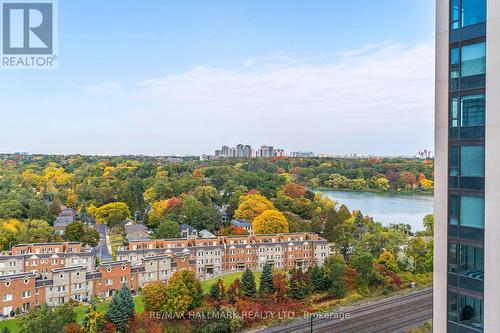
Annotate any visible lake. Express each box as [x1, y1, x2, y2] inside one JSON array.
[[318, 190, 434, 231]]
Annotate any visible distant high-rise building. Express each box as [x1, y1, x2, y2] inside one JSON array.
[[435, 0, 492, 332], [244, 145, 252, 158], [274, 149, 286, 157], [258, 145, 274, 158], [290, 151, 315, 158]]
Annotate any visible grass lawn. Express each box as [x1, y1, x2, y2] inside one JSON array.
[[200, 271, 262, 293], [0, 296, 144, 333], [0, 317, 20, 333]]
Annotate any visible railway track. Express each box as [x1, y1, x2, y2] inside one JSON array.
[[261, 288, 432, 333]]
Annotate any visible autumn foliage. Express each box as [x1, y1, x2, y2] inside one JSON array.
[[234, 194, 275, 222], [252, 210, 289, 234], [283, 183, 306, 199]]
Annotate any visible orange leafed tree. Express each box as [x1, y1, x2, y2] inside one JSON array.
[[218, 225, 248, 236], [283, 183, 306, 199]]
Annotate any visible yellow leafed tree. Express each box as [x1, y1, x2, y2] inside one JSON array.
[[234, 194, 274, 222], [252, 210, 289, 234]]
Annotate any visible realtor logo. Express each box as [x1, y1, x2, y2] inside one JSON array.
[[1, 0, 58, 68]]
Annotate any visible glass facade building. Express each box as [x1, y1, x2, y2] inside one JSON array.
[[447, 1, 486, 332], [434, 0, 500, 331]]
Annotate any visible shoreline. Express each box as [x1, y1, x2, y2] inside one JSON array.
[[311, 187, 434, 197]]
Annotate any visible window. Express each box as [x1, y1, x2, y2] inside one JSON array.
[[448, 291, 458, 322], [450, 0, 460, 30], [450, 0, 486, 29], [448, 243, 458, 273], [22, 291, 31, 298], [460, 244, 483, 279], [449, 146, 459, 176], [450, 194, 460, 225], [461, 43, 486, 77], [106, 279, 112, 286], [459, 294, 483, 329], [461, 94, 485, 127], [460, 196, 484, 228], [3, 294, 12, 302], [462, 0, 486, 27], [450, 48, 460, 78], [461, 145, 484, 177]]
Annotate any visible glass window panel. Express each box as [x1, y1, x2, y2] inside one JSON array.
[[460, 245, 483, 280], [460, 145, 485, 177], [461, 43, 486, 77], [448, 243, 458, 273], [460, 196, 484, 229], [451, 0, 460, 30], [449, 195, 459, 217], [462, 0, 486, 28], [450, 146, 459, 176], [450, 97, 459, 128], [459, 294, 483, 330], [461, 94, 485, 127], [448, 291, 458, 322], [450, 48, 460, 78]]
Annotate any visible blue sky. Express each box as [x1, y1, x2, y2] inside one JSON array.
[[0, 0, 435, 156]]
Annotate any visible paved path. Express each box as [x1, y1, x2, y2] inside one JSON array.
[[260, 288, 432, 333], [93, 223, 112, 261]]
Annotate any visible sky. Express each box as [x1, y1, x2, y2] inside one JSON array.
[[0, 0, 436, 156]]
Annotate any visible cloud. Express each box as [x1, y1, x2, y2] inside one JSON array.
[[132, 41, 434, 155], [52, 41, 434, 156]]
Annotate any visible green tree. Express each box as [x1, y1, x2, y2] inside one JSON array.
[[180, 270, 203, 309], [209, 281, 221, 300], [405, 237, 430, 273], [423, 214, 434, 236], [259, 263, 274, 295], [106, 290, 129, 332], [54, 303, 76, 327], [310, 265, 325, 293], [64, 222, 85, 242], [118, 284, 135, 318], [154, 218, 180, 239], [354, 212, 366, 240], [323, 256, 347, 298], [289, 268, 310, 299], [81, 227, 100, 247], [64, 222, 100, 247], [241, 268, 257, 297], [349, 252, 376, 293], [95, 202, 131, 228], [19, 304, 63, 333]]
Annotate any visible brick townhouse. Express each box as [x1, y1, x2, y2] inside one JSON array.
[[117, 232, 330, 278], [0, 233, 329, 317]]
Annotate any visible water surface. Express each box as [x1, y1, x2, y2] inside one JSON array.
[[318, 190, 434, 231]]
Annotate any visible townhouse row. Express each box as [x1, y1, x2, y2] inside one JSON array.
[[117, 232, 330, 278], [0, 233, 329, 318]]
